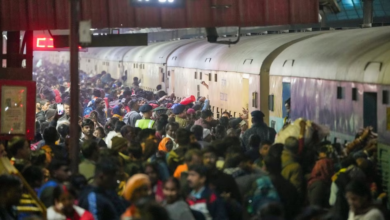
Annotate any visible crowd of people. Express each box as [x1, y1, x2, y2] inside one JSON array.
[[0, 62, 388, 220]]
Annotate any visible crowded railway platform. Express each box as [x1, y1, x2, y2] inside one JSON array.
[[1, 0, 390, 220]]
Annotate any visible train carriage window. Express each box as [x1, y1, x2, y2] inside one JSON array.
[[209, 74, 212, 82], [214, 74, 217, 82], [134, 64, 136, 68], [200, 72, 202, 80], [268, 95, 274, 111], [337, 87, 345, 99], [352, 88, 358, 101], [252, 92, 258, 108], [383, 90, 389, 104], [195, 72, 197, 79]]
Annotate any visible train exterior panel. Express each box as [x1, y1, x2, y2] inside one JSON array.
[[270, 27, 390, 144]]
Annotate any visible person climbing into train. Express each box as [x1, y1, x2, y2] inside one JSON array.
[[135, 104, 156, 129], [242, 110, 276, 149]]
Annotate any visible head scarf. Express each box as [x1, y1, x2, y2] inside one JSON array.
[[123, 174, 150, 201]]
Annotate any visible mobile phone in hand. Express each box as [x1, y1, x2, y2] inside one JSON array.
[[57, 104, 64, 115]]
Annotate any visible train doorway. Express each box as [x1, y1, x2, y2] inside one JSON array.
[[282, 82, 291, 119], [363, 92, 377, 132]]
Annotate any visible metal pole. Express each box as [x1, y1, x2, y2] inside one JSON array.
[[69, 0, 80, 174], [363, 0, 374, 28]]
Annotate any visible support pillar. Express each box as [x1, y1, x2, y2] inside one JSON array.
[[363, 0, 374, 28], [69, 0, 80, 174]]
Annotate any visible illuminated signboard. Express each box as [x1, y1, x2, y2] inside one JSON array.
[[130, 0, 184, 7], [33, 37, 85, 52]]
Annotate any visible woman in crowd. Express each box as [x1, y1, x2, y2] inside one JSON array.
[[162, 177, 195, 220], [346, 180, 385, 220], [47, 185, 94, 220], [144, 163, 165, 203]]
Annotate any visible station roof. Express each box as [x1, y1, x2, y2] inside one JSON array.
[[0, 0, 319, 31]]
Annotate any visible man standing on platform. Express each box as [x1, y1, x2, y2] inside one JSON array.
[[135, 104, 155, 129], [242, 110, 276, 148]]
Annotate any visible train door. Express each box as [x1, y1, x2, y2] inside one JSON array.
[[363, 92, 377, 132], [282, 82, 291, 118]]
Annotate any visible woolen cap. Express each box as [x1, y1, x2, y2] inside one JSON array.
[[172, 104, 186, 115], [251, 110, 265, 118], [139, 104, 152, 113]]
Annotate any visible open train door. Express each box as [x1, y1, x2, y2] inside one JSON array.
[[363, 92, 377, 132]]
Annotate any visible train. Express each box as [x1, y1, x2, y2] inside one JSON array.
[[33, 26, 390, 145]]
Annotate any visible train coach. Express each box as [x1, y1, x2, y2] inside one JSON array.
[[33, 26, 390, 145]]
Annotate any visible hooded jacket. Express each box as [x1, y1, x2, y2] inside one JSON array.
[[280, 150, 303, 194]]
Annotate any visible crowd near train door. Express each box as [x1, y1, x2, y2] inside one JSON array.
[[363, 92, 377, 132]]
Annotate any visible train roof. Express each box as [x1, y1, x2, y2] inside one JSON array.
[[270, 26, 390, 84], [167, 32, 318, 74], [122, 39, 198, 64]]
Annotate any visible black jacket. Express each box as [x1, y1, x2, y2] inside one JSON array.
[[242, 123, 276, 149]]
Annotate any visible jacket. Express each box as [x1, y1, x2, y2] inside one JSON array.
[[187, 187, 228, 220], [47, 205, 94, 220], [242, 123, 276, 149], [280, 150, 304, 194], [194, 118, 212, 129], [78, 186, 126, 220], [36, 111, 46, 123], [135, 119, 155, 129], [38, 180, 60, 207], [175, 116, 188, 128], [123, 111, 142, 127], [79, 159, 96, 183]]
